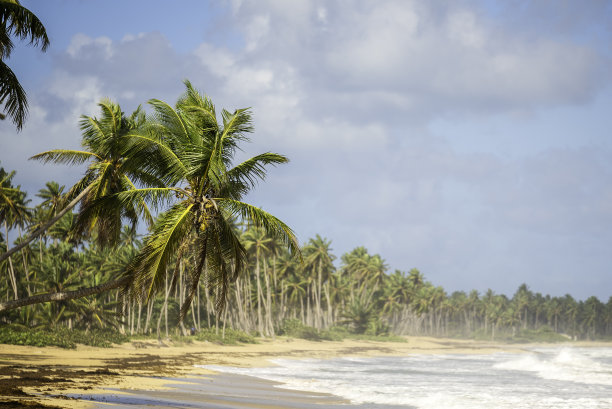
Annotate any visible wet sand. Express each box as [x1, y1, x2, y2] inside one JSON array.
[[76, 374, 353, 409], [2, 336, 592, 408]]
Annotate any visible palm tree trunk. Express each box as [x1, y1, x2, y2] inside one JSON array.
[[129, 300, 134, 335], [263, 262, 274, 338], [4, 222, 18, 300], [280, 281, 285, 322], [254, 249, 264, 336], [317, 259, 322, 329], [324, 281, 332, 328], [196, 284, 201, 331], [222, 301, 228, 340], [204, 286, 212, 328], [246, 276, 253, 328], [0, 276, 130, 312], [144, 299, 153, 334], [164, 273, 169, 338], [306, 286, 312, 326], [17, 226, 32, 296], [0, 184, 93, 263], [190, 295, 197, 332], [215, 287, 220, 336], [235, 277, 247, 332], [156, 275, 171, 340], [136, 301, 142, 334], [6, 255, 18, 300]]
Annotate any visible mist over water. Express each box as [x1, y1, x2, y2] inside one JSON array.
[[203, 347, 612, 409]]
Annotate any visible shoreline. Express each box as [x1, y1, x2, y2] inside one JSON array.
[[1, 336, 609, 408]]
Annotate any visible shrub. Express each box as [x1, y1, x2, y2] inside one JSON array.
[[512, 326, 570, 343], [194, 328, 256, 345], [278, 319, 326, 341], [0, 325, 130, 349]]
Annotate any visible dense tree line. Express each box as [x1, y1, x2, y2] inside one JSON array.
[[1, 85, 611, 342], [1, 176, 611, 341]]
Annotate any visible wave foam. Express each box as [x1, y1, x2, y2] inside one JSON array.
[[494, 348, 612, 386]]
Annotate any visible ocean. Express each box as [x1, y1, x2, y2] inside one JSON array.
[[202, 347, 612, 409]]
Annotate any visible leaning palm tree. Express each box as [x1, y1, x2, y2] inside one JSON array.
[[33, 99, 153, 247], [122, 80, 300, 320], [1, 100, 152, 263], [0, 0, 49, 130]]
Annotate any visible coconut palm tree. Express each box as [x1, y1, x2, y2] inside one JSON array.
[[242, 226, 274, 335], [0, 102, 154, 312], [0, 0, 49, 130], [121, 80, 300, 321], [32, 100, 152, 247], [1, 100, 152, 265], [0, 164, 29, 299], [303, 235, 335, 328], [37, 181, 65, 219]]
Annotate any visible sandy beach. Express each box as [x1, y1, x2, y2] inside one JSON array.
[[2, 336, 604, 408]]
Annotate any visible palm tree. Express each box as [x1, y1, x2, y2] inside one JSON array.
[[0, 0, 49, 130], [1, 100, 151, 264], [0, 101, 154, 312], [242, 226, 273, 335], [122, 80, 300, 321], [37, 181, 65, 218], [32, 99, 152, 247], [0, 164, 29, 299], [513, 283, 531, 330], [303, 235, 335, 328]]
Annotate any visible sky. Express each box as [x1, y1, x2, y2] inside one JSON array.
[[2, 0, 612, 300]]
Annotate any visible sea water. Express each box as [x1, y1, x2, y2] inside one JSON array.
[[202, 347, 612, 409]]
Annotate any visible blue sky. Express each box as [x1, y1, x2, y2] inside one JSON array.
[[3, 0, 612, 300]]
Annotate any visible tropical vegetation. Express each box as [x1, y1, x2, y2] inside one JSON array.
[[1, 84, 612, 347]]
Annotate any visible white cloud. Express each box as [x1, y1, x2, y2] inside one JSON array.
[[446, 10, 485, 48], [66, 33, 113, 59]]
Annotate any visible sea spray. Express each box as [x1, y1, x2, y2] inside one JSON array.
[[201, 347, 612, 409]]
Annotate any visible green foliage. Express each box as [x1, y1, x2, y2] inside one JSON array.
[[343, 333, 408, 343], [512, 326, 571, 343], [0, 326, 130, 349], [365, 317, 390, 336], [194, 328, 256, 345], [278, 319, 329, 341], [0, 325, 74, 348], [277, 320, 403, 342]]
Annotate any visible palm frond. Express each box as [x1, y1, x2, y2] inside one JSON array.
[[97, 99, 121, 137], [221, 107, 253, 141], [73, 194, 124, 248], [128, 202, 195, 300], [227, 152, 289, 190], [116, 187, 181, 211], [0, 0, 49, 58], [120, 174, 154, 226], [123, 130, 188, 185], [148, 98, 191, 143], [78, 115, 105, 146], [178, 79, 218, 139], [217, 198, 301, 259], [0, 59, 27, 130], [30, 149, 101, 165]]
